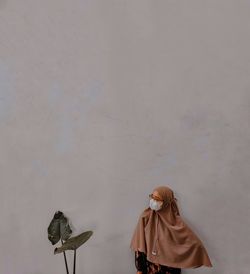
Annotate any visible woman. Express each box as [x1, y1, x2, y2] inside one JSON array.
[[130, 186, 213, 274]]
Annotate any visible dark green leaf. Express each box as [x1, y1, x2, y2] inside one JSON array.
[[54, 231, 93, 254], [47, 211, 72, 245], [60, 214, 72, 241]]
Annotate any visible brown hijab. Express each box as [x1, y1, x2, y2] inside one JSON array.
[[130, 186, 213, 269]]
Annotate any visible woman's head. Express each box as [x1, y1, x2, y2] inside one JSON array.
[[149, 186, 175, 211]]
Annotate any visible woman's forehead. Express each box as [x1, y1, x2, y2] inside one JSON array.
[[153, 186, 174, 200], [152, 190, 162, 199]]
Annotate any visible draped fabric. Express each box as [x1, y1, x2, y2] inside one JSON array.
[[130, 186, 213, 269]]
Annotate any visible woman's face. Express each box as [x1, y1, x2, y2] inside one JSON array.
[[149, 190, 164, 210]]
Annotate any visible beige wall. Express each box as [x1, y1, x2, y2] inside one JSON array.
[[0, 1, 249, 274]]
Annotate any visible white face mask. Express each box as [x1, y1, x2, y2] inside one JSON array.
[[149, 198, 163, 211]]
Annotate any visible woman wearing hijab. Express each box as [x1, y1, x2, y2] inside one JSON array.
[[130, 186, 213, 274]]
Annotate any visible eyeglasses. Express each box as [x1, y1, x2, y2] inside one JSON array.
[[149, 193, 163, 202]]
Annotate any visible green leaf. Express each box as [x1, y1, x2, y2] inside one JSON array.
[[60, 214, 72, 241], [47, 211, 72, 245], [54, 231, 93, 254]]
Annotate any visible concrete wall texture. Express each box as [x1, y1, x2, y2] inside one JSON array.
[[0, 1, 249, 274]]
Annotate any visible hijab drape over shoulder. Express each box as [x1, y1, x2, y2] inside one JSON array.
[[130, 186, 213, 269]]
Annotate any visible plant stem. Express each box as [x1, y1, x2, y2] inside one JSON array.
[[73, 249, 76, 274], [61, 239, 69, 274]]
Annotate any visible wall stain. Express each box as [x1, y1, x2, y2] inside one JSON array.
[[48, 80, 103, 154]]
